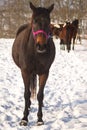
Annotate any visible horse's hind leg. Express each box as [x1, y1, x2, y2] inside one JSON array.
[[20, 70, 31, 126], [37, 72, 49, 125]]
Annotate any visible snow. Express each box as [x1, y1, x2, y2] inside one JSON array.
[[0, 38, 87, 130]]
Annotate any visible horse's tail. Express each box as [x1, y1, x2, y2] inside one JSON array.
[[30, 74, 37, 99]]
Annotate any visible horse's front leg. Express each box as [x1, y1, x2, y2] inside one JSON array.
[[20, 70, 31, 126], [60, 39, 65, 50], [72, 37, 75, 50], [37, 72, 49, 125]]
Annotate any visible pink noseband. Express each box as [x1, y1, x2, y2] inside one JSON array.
[[32, 29, 50, 39]]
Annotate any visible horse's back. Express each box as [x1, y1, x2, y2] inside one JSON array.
[[16, 23, 29, 36]]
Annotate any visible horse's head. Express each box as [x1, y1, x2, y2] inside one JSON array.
[[30, 2, 54, 53], [72, 19, 79, 28]]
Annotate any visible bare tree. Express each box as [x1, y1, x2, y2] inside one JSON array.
[[0, 0, 87, 37]]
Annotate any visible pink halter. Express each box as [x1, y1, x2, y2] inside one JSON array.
[[32, 29, 50, 39]]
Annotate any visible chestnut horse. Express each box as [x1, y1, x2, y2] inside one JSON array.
[[12, 2, 55, 126], [59, 21, 72, 52], [58, 19, 79, 52], [49, 23, 63, 39]]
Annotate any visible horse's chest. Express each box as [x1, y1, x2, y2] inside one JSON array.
[[34, 56, 50, 74]]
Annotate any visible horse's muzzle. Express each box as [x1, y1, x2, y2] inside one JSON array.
[[36, 43, 47, 53], [35, 34, 48, 53]]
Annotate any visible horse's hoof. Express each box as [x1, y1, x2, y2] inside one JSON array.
[[37, 121, 44, 126], [19, 120, 28, 126]]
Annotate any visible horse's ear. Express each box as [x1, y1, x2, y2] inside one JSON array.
[[48, 4, 54, 13], [29, 2, 36, 11]]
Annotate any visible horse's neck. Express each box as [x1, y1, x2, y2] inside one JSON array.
[[21, 26, 33, 50], [29, 31, 35, 43], [25, 25, 32, 39], [72, 22, 78, 28], [25, 28, 35, 51]]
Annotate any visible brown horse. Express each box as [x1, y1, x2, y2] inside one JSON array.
[[49, 23, 63, 39], [71, 19, 79, 49], [58, 19, 79, 52], [12, 2, 55, 126], [58, 21, 72, 52], [49, 22, 72, 52]]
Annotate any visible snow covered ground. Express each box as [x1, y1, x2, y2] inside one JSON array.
[[0, 38, 87, 130]]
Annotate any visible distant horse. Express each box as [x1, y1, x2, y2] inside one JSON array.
[[71, 19, 79, 49], [49, 22, 73, 52], [58, 21, 72, 52], [58, 19, 79, 52], [50, 23, 63, 38], [12, 2, 55, 126]]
